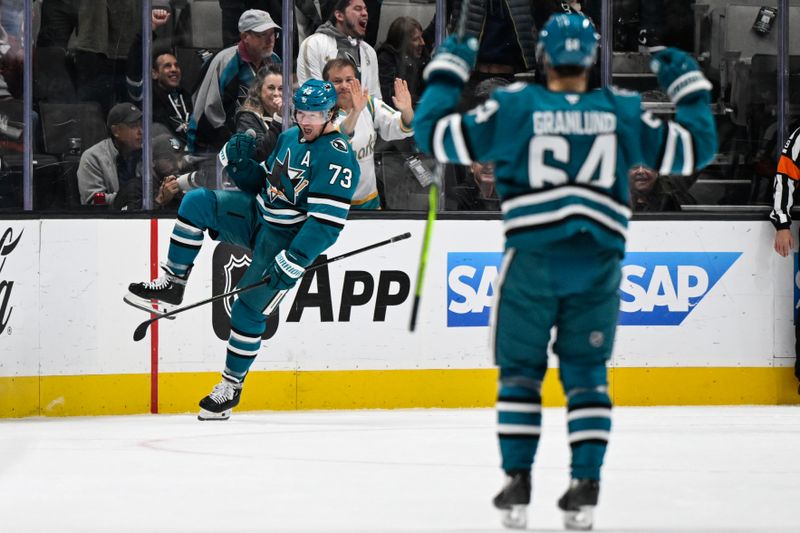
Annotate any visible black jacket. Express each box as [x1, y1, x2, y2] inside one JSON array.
[[126, 31, 194, 143], [449, 0, 570, 71], [375, 43, 428, 106], [234, 108, 282, 164]]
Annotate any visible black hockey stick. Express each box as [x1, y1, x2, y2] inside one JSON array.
[[409, 2, 469, 332], [132, 232, 411, 342]]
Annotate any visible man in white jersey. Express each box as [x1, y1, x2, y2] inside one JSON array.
[[324, 58, 414, 208]]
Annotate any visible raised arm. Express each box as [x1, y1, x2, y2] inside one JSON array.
[[638, 48, 718, 176], [413, 36, 479, 159]]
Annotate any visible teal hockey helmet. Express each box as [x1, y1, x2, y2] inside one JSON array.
[[293, 79, 337, 112], [536, 13, 599, 68]]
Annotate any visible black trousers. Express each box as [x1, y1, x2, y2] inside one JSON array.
[[36, 0, 80, 48]]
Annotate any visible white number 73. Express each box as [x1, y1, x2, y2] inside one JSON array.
[[329, 164, 353, 188]]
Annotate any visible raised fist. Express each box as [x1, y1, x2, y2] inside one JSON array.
[[649, 47, 712, 103], [423, 35, 479, 85]]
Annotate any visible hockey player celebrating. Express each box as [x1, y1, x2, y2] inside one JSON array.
[[126, 79, 359, 421], [413, 14, 717, 530]]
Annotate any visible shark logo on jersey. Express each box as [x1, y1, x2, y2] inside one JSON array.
[[619, 252, 741, 326], [265, 148, 308, 204], [330, 137, 349, 154]]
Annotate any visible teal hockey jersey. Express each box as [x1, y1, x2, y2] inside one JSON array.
[[257, 126, 360, 267], [414, 81, 717, 254]]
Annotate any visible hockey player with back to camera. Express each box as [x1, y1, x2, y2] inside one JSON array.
[[126, 79, 360, 421], [413, 12, 717, 531]]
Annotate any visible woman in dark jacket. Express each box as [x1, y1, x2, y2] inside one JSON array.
[[376, 16, 428, 105], [233, 65, 284, 163]]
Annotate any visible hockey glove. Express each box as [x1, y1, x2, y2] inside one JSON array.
[[219, 133, 265, 195], [422, 35, 478, 85], [226, 159, 266, 195], [266, 249, 306, 292], [224, 131, 258, 164], [649, 47, 712, 104]]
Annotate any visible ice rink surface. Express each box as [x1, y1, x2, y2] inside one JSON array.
[[1, 406, 798, 532]]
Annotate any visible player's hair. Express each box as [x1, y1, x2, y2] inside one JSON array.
[[383, 16, 423, 54], [551, 65, 588, 77], [241, 65, 283, 115], [322, 58, 358, 81]]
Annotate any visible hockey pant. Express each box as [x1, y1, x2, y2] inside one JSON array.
[[492, 244, 621, 480], [166, 188, 298, 383]]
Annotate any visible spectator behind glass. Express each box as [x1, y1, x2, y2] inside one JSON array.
[[36, 0, 79, 49], [376, 16, 428, 105], [628, 165, 696, 212], [126, 8, 194, 144], [152, 133, 203, 210], [234, 65, 283, 162], [449, 0, 569, 88], [219, 65, 284, 189], [325, 58, 414, 209], [449, 76, 508, 211], [77, 103, 143, 208], [71, 0, 142, 114], [219, 0, 323, 59], [297, 0, 382, 99], [187, 9, 281, 154], [219, 1, 282, 48], [320, 0, 380, 47], [0, 7, 22, 100]]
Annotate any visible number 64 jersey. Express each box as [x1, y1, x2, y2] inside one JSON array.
[[417, 82, 717, 255], [257, 126, 360, 265]]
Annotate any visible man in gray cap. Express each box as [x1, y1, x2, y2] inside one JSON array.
[[77, 102, 144, 208], [188, 9, 281, 153], [219, 1, 281, 48]]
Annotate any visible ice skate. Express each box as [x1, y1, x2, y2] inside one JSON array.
[[557, 478, 599, 531], [198, 377, 242, 421], [493, 470, 531, 529], [124, 264, 190, 317]]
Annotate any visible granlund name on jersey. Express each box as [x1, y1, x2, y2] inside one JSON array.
[[422, 82, 717, 255]]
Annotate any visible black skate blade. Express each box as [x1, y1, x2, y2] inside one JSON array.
[[123, 294, 176, 320], [198, 408, 231, 421]]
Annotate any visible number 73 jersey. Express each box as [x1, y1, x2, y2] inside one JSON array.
[[429, 82, 717, 254], [257, 126, 360, 263]]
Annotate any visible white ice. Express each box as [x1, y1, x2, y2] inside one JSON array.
[[0, 406, 798, 532]]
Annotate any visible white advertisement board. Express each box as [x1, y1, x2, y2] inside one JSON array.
[[0, 221, 40, 377], [0, 218, 794, 378]]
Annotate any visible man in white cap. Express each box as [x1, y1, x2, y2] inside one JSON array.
[[188, 9, 281, 153]]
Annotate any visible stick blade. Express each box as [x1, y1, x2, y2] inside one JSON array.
[[409, 295, 421, 332], [133, 321, 151, 342]]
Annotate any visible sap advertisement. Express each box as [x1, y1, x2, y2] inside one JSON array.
[[1, 218, 789, 378], [447, 251, 742, 328]]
